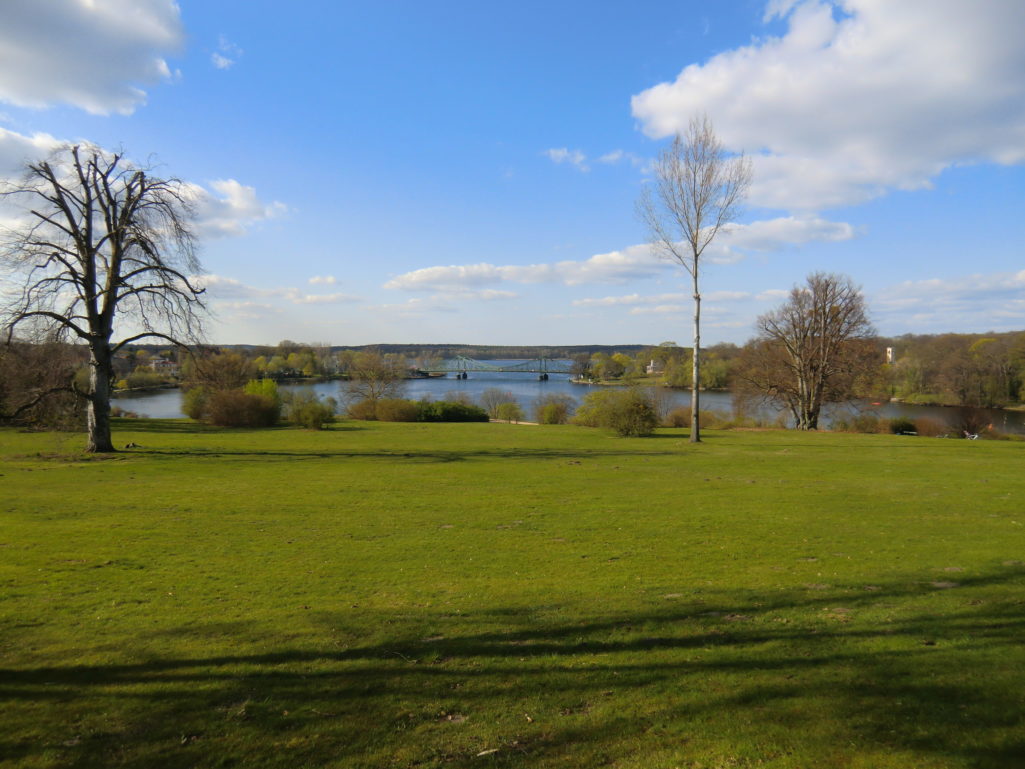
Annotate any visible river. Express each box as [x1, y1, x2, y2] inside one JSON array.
[[111, 362, 1025, 434]]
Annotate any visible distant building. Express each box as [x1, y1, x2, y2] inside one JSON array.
[[150, 357, 180, 375], [645, 359, 665, 375]]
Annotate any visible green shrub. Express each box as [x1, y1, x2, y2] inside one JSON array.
[[206, 390, 279, 427], [664, 406, 689, 428], [124, 369, 165, 389], [534, 393, 574, 424], [416, 400, 489, 422], [347, 398, 378, 420], [375, 398, 419, 422], [834, 413, 882, 433], [244, 379, 282, 423], [495, 401, 525, 422], [284, 388, 336, 429], [480, 388, 516, 418], [573, 389, 657, 436], [889, 417, 917, 435], [182, 386, 209, 420]]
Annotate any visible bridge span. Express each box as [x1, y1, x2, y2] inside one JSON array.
[[414, 356, 574, 380]]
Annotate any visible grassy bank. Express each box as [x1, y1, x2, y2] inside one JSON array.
[[2, 420, 1023, 768]]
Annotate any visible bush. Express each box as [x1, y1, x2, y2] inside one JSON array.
[[664, 406, 690, 428], [244, 379, 282, 423], [480, 388, 515, 419], [534, 393, 574, 424], [182, 386, 209, 420], [889, 417, 917, 435], [833, 413, 882, 433], [955, 407, 991, 438], [416, 400, 489, 422], [495, 401, 524, 423], [124, 369, 165, 389], [573, 389, 657, 436], [206, 390, 280, 427], [914, 417, 949, 437], [284, 388, 336, 429], [347, 398, 378, 420], [375, 398, 419, 422]]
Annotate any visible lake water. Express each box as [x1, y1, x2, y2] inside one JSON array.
[[112, 363, 1025, 434]]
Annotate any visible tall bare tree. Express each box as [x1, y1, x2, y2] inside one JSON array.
[[639, 115, 751, 442], [738, 272, 876, 430], [1, 145, 205, 451]]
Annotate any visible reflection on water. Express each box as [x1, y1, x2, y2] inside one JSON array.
[[112, 366, 1025, 434]]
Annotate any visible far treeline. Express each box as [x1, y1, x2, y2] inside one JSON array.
[[4, 326, 1024, 430]]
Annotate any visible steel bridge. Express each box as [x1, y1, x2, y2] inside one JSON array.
[[415, 356, 574, 380]]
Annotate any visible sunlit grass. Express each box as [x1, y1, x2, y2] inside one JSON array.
[[1, 420, 1023, 768]]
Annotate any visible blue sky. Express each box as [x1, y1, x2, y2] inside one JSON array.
[[1, 0, 1024, 346]]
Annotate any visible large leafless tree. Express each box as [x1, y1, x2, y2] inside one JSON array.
[[639, 115, 751, 442], [1, 145, 205, 451], [738, 272, 876, 430]]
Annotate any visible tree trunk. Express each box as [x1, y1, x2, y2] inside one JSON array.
[[87, 342, 116, 452], [691, 274, 701, 443]]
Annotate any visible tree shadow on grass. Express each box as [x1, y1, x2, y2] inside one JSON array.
[[3, 568, 1025, 768], [113, 418, 366, 435]]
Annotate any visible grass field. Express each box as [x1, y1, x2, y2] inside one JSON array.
[[2, 419, 1024, 768]]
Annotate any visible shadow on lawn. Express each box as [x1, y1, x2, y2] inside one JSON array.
[[4, 569, 1025, 768], [131, 447, 683, 463]]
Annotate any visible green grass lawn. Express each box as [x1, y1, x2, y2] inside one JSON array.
[[2, 420, 1024, 768]]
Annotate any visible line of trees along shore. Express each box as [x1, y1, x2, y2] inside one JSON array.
[[5, 328, 1025, 429]]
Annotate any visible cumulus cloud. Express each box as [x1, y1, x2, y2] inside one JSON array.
[[0, 127, 62, 177], [543, 148, 589, 172], [874, 270, 1025, 331], [544, 147, 646, 172], [196, 274, 360, 306], [189, 179, 288, 239], [385, 243, 664, 292], [211, 35, 243, 70], [632, 1, 1025, 209], [0, 128, 285, 241], [308, 275, 337, 285], [0, 0, 183, 115], [387, 216, 854, 293], [574, 290, 760, 310], [708, 215, 856, 262]]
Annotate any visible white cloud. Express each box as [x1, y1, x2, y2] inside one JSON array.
[[544, 147, 646, 172], [190, 179, 288, 239], [197, 274, 360, 306], [0, 127, 63, 178], [309, 275, 337, 285], [708, 215, 856, 263], [284, 290, 359, 305], [543, 148, 589, 172], [388, 215, 854, 294], [385, 243, 665, 291], [597, 149, 645, 167], [0, 0, 183, 115], [874, 270, 1025, 332], [211, 34, 243, 70], [0, 128, 285, 241], [632, 1, 1025, 210]]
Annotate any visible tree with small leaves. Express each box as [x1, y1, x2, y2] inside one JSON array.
[[639, 115, 751, 442]]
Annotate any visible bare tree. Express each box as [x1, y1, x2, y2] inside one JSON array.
[[343, 351, 406, 407], [1, 145, 205, 451], [639, 114, 751, 442], [737, 273, 876, 430]]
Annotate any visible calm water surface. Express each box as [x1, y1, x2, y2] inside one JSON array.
[[112, 362, 1025, 434]]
